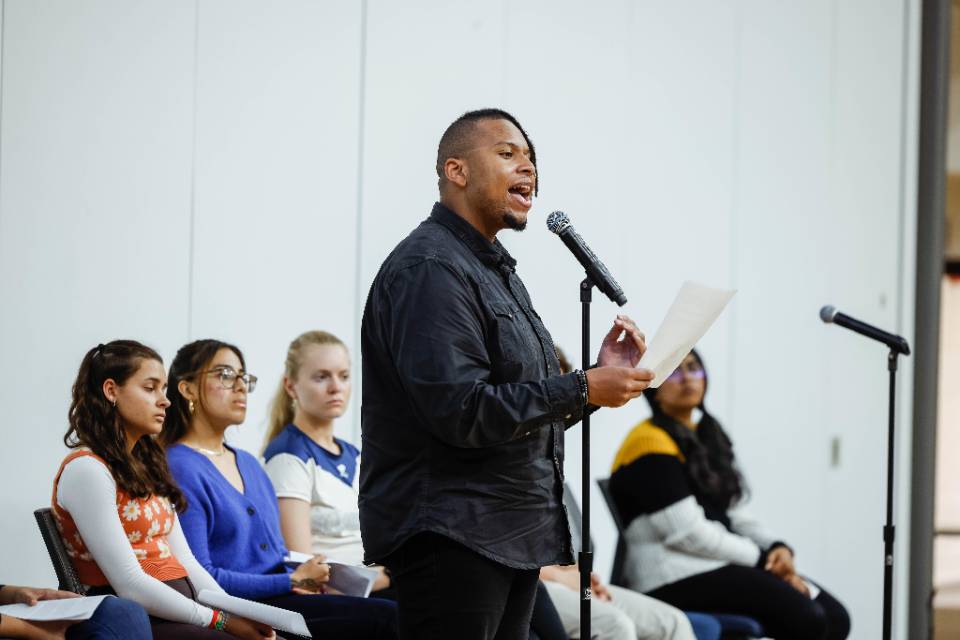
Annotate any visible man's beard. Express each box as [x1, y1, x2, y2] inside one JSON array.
[[501, 210, 527, 232]]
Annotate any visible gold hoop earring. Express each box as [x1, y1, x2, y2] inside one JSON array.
[[188, 400, 195, 415]]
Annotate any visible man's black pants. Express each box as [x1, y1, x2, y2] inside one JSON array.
[[384, 531, 540, 640]]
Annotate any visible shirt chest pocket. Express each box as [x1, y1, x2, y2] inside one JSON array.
[[488, 302, 530, 378]]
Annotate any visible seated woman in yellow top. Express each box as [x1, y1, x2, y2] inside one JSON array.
[[609, 349, 850, 640]]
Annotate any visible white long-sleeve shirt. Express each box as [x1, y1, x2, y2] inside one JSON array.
[[56, 455, 221, 627]]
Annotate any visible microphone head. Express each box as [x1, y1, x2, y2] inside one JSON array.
[[820, 305, 837, 324], [546, 211, 570, 235]]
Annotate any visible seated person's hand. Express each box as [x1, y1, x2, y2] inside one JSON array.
[[764, 545, 795, 579], [0, 585, 81, 606], [290, 556, 330, 594], [224, 614, 276, 640], [372, 566, 391, 591], [784, 573, 811, 598], [590, 572, 613, 602], [539, 565, 579, 593]]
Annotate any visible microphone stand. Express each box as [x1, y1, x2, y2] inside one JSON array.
[[579, 276, 594, 640], [882, 349, 901, 640]]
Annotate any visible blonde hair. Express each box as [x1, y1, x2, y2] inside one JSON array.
[[264, 330, 348, 451]]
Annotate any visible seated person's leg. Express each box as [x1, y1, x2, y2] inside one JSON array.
[[605, 585, 696, 640], [260, 592, 396, 640], [648, 565, 832, 640], [66, 597, 151, 639], [681, 613, 721, 640], [806, 582, 851, 640], [528, 582, 566, 640]]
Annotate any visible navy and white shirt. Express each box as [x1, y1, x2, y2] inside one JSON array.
[[263, 424, 363, 565]]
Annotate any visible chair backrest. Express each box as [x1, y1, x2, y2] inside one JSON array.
[[561, 482, 590, 552], [34, 508, 85, 594], [596, 478, 629, 588]]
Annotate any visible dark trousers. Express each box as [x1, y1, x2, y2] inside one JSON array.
[[528, 582, 566, 640], [648, 565, 851, 640], [384, 532, 540, 640], [260, 593, 397, 640]]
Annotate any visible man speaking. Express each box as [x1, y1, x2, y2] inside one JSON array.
[[360, 109, 654, 639]]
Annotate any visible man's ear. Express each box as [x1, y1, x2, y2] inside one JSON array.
[[444, 157, 468, 188]]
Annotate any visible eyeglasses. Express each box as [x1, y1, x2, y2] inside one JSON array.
[[665, 362, 705, 384], [203, 366, 258, 392]]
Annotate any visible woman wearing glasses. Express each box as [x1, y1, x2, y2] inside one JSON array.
[[609, 350, 850, 640], [161, 339, 397, 639], [52, 340, 274, 639]]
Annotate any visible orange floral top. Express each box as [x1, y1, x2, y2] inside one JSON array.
[[51, 450, 188, 586]]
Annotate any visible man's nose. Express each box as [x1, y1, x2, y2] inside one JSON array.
[[518, 157, 535, 176]]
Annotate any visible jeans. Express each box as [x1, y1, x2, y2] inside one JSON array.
[[66, 597, 151, 640]]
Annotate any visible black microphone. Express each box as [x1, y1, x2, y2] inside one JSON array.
[[819, 305, 910, 355], [546, 211, 627, 306]]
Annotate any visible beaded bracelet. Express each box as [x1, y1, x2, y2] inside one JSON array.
[[574, 369, 589, 406], [208, 609, 229, 631], [216, 611, 229, 631]]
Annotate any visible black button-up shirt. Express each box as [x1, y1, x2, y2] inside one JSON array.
[[359, 203, 584, 569]]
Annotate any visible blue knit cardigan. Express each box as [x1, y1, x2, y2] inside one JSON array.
[[167, 444, 292, 600]]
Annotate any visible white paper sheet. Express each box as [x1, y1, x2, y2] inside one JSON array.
[[284, 553, 378, 598], [0, 595, 111, 621], [636, 281, 736, 387], [284, 551, 313, 564], [327, 562, 378, 598], [198, 589, 311, 638]]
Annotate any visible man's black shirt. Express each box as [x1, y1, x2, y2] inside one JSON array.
[[359, 203, 583, 569]]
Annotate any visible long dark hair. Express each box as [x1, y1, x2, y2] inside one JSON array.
[[643, 349, 746, 511], [161, 339, 246, 447], [65, 340, 185, 510]]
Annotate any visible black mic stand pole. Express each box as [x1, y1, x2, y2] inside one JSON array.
[[579, 276, 594, 640], [882, 348, 901, 640]]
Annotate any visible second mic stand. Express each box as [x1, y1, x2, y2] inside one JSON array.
[[579, 276, 594, 640], [881, 349, 902, 640]]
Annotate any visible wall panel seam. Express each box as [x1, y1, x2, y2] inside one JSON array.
[[352, 0, 369, 443]]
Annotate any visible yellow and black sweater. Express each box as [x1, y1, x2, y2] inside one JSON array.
[[608, 419, 782, 593]]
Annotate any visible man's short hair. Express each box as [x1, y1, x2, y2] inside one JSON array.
[[436, 108, 538, 195]]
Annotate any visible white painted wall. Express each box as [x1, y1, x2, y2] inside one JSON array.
[[0, 1, 919, 637]]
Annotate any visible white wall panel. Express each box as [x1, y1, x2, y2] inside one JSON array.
[[731, 2, 910, 636], [359, 0, 507, 291], [189, 0, 362, 453], [0, 0, 195, 585]]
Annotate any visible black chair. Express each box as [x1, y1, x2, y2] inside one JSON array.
[[595, 478, 630, 587], [595, 479, 766, 640], [34, 508, 86, 595]]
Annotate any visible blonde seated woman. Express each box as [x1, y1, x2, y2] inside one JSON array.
[[262, 331, 389, 593]]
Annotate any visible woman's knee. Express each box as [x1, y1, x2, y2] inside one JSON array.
[[593, 608, 636, 640], [90, 597, 151, 633], [788, 602, 828, 640], [823, 599, 851, 640]]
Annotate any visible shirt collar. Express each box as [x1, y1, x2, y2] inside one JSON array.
[[429, 202, 518, 272]]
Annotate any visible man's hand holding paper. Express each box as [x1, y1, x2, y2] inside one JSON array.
[[635, 281, 736, 387], [586, 314, 656, 407]]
